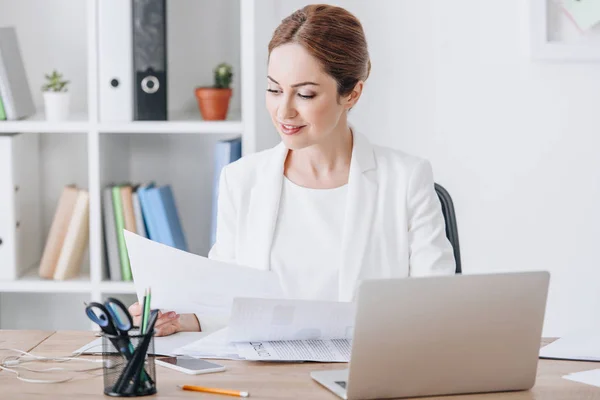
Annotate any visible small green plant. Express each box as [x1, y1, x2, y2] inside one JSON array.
[[42, 70, 70, 92], [213, 63, 233, 89]]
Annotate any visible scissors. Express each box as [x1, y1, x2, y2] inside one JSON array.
[[85, 301, 132, 358]]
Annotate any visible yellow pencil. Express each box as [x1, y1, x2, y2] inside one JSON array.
[[178, 384, 250, 397]]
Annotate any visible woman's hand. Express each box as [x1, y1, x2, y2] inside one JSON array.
[[128, 302, 200, 337]]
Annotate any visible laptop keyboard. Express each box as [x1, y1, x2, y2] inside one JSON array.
[[335, 381, 347, 389]]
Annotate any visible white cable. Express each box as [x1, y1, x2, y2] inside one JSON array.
[[0, 345, 116, 384], [0, 348, 105, 365], [0, 364, 74, 384]]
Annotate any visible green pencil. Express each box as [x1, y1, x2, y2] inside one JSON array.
[[142, 287, 152, 334]]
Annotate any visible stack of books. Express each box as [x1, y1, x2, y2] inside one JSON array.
[[0, 27, 35, 121], [103, 183, 187, 282], [38, 185, 90, 280]]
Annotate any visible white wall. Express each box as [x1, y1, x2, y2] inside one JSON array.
[[262, 0, 600, 337]]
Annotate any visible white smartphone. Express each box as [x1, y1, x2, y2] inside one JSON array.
[[155, 356, 226, 375]]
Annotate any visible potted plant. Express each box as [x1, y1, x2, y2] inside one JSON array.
[[194, 63, 233, 121], [42, 70, 70, 121]]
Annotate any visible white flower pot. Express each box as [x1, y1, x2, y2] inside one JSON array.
[[43, 91, 70, 121]]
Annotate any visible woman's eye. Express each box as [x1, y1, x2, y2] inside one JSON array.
[[298, 93, 315, 99], [266, 89, 280, 94]]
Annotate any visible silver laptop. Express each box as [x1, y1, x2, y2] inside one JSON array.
[[311, 271, 550, 400]]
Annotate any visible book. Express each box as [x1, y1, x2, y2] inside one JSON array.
[[120, 185, 137, 234], [53, 189, 90, 280], [137, 182, 159, 242], [102, 186, 122, 281], [112, 186, 133, 281], [39, 185, 80, 279], [132, 189, 147, 238], [0, 27, 35, 120]]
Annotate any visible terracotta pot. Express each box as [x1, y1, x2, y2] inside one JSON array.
[[194, 87, 232, 121]]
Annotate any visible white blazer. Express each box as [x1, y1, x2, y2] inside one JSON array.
[[208, 130, 456, 302]]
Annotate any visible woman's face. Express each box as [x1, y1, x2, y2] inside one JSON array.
[[266, 43, 353, 150]]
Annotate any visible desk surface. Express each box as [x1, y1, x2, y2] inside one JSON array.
[[0, 331, 599, 399]]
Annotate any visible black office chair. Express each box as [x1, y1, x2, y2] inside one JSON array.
[[434, 183, 462, 274]]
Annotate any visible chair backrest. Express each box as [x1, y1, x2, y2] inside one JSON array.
[[434, 183, 462, 274]]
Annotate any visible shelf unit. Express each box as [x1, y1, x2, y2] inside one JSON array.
[[0, 0, 265, 330]]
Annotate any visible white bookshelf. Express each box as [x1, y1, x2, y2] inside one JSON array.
[[0, 0, 270, 330]]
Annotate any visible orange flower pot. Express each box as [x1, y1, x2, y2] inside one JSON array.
[[194, 87, 232, 121]]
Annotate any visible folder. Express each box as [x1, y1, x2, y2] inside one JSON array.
[[0, 133, 42, 280], [98, 0, 133, 122], [132, 0, 167, 121], [210, 138, 242, 247], [146, 185, 188, 252], [0, 27, 35, 120]]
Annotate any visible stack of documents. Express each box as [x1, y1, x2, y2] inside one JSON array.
[[539, 333, 600, 362], [114, 231, 356, 362], [175, 297, 355, 362]]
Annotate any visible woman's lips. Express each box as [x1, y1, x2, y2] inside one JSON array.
[[280, 123, 305, 135]]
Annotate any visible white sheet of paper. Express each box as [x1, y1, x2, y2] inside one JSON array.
[[73, 332, 208, 356], [235, 338, 352, 362], [174, 328, 243, 360], [124, 231, 284, 317], [539, 333, 600, 361], [563, 369, 600, 387], [227, 297, 355, 342]]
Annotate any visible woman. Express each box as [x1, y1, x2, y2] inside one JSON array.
[[130, 4, 456, 336]]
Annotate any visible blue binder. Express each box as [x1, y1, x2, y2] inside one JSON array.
[[210, 137, 242, 247], [146, 184, 188, 252]]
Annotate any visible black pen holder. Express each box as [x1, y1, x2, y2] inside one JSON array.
[[101, 329, 157, 397]]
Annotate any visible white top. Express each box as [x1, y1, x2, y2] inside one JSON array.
[[270, 177, 348, 301]]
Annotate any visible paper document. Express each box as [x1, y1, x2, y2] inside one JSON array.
[[539, 333, 600, 362], [124, 231, 284, 317], [563, 369, 600, 388], [176, 298, 355, 362], [73, 332, 208, 357], [227, 297, 355, 342], [176, 328, 352, 362], [236, 338, 352, 362], [173, 328, 243, 360]]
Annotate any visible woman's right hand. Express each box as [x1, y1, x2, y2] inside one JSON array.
[[128, 302, 181, 337]]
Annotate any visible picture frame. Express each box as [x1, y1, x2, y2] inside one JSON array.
[[530, 0, 600, 61]]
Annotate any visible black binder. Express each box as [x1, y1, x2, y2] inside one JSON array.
[[132, 0, 167, 121]]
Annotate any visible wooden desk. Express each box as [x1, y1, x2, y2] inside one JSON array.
[[0, 331, 599, 399]]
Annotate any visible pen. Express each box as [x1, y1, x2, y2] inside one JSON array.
[[140, 288, 148, 332], [178, 384, 250, 397]]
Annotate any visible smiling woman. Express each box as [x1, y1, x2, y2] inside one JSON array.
[[140, 4, 456, 337]]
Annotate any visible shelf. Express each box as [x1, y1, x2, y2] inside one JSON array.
[[0, 112, 91, 133], [98, 281, 136, 294], [0, 268, 92, 293], [99, 110, 243, 134]]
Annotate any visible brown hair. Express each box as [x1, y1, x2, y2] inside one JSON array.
[[268, 4, 371, 99]]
